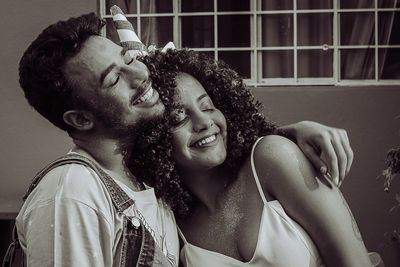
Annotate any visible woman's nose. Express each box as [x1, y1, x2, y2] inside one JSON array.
[[192, 112, 213, 132]]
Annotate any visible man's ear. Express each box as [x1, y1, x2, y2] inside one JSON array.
[[63, 110, 94, 131]]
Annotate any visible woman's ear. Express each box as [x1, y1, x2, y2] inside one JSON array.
[[63, 110, 94, 131]]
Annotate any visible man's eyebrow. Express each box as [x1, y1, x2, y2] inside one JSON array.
[[99, 47, 128, 85]]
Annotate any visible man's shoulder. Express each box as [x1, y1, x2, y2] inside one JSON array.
[[21, 162, 113, 216], [41, 162, 105, 193]]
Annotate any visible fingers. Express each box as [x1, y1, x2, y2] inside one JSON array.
[[340, 130, 354, 177], [320, 129, 353, 187], [290, 121, 353, 187], [300, 142, 328, 174], [328, 129, 353, 187], [330, 136, 347, 185], [319, 136, 339, 186]]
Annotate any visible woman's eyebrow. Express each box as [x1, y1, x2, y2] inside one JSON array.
[[197, 93, 209, 102]]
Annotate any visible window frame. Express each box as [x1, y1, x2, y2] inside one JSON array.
[[99, 0, 400, 86]]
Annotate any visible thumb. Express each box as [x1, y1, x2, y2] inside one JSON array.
[[301, 143, 328, 175]]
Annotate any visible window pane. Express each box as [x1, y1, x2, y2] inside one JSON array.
[[141, 17, 173, 47], [218, 15, 250, 47], [181, 0, 213, 12], [106, 18, 138, 44], [262, 50, 294, 78], [340, 0, 374, 9], [298, 13, 333, 46], [379, 0, 399, 8], [297, 0, 333, 9], [378, 11, 400, 45], [218, 51, 251, 78], [298, 49, 333, 77], [218, 0, 250, 11], [106, 0, 137, 14], [140, 0, 172, 13], [340, 49, 375, 79], [261, 14, 293, 46], [261, 0, 293, 10], [182, 16, 214, 48], [340, 12, 374, 45], [379, 48, 400, 79]]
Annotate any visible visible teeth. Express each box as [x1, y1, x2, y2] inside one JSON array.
[[196, 134, 217, 147], [136, 87, 154, 104]]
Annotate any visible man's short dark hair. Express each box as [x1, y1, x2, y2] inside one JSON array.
[[19, 13, 105, 132]]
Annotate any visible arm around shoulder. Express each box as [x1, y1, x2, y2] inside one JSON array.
[[253, 135, 371, 267]]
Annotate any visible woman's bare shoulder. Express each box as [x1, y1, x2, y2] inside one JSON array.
[[252, 135, 317, 190], [253, 135, 305, 167]]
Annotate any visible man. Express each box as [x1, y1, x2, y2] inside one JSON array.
[[15, 13, 177, 267], [10, 12, 353, 267]]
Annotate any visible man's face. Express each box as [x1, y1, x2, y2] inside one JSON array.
[[64, 36, 164, 135]]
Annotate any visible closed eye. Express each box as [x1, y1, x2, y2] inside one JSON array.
[[127, 57, 135, 65], [201, 102, 215, 112], [111, 75, 120, 87], [171, 117, 188, 128], [170, 109, 188, 128], [124, 50, 136, 65]]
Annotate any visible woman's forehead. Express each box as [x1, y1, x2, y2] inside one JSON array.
[[175, 73, 207, 100]]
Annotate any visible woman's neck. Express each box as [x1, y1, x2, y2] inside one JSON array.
[[182, 167, 231, 214]]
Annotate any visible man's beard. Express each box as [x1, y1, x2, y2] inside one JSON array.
[[117, 114, 165, 166], [91, 100, 164, 150]]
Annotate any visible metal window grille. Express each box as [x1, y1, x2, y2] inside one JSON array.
[[99, 0, 400, 86]]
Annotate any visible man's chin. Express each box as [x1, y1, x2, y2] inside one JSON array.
[[116, 115, 165, 156], [147, 99, 165, 118]]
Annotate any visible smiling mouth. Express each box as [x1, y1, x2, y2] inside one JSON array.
[[131, 79, 154, 105], [134, 86, 154, 105], [191, 134, 218, 148]]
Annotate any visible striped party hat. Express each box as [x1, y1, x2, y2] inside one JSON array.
[[110, 5, 175, 56], [110, 5, 147, 58]]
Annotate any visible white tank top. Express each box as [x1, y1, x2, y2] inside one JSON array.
[[178, 137, 325, 267]]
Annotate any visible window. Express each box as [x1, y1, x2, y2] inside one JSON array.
[[100, 0, 400, 86]]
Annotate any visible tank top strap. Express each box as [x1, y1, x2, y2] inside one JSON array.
[[177, 226, 188, 244], [250, 137, 268, 205]]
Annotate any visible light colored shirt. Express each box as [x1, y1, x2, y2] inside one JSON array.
[[16, 162, 179, 267]]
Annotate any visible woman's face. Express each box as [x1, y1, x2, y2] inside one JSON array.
[[170, 72, 228, 172]]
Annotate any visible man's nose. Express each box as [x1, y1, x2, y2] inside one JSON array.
[[125, 61, 149, 88]]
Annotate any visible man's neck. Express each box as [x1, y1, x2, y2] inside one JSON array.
[[71, 135, 143, 191]]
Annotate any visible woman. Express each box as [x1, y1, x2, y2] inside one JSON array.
[[127, 49, 371, 266]]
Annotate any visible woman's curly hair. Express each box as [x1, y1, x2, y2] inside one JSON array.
[[126, 49, 279, 217]]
